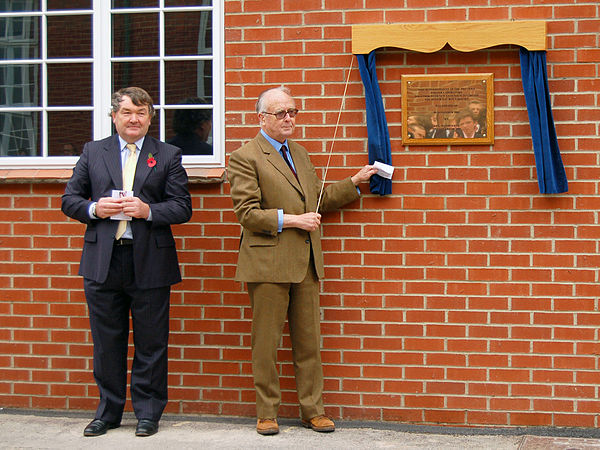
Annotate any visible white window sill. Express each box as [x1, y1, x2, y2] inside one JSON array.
[[0, 167, 226, 184]]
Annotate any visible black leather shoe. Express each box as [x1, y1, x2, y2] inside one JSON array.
[[135, 419, 159, 437], [83, 419, 120, 437]]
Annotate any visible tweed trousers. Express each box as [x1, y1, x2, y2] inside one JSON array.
[[247, 261, 324, 420]]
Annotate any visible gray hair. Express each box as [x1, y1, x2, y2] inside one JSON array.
[[255, 86, 292, 113]]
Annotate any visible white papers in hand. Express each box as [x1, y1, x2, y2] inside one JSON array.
[[110, 189, 133, 220]]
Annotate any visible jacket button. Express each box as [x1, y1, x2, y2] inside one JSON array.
[[305, 239, 310, 244]]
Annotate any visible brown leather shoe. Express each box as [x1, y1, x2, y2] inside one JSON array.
[[256, 418, 279, 435], [301, 415, 335, 432]]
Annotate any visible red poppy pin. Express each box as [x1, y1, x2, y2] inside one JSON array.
[[147, 153, 157, 168]]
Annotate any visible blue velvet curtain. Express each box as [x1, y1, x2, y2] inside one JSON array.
[[519, 48, 568, 194], [357, 51, 392, 196]]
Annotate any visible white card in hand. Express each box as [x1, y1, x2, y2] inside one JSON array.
[[373, 161, 394, 179], [110, 189, 133, 220]]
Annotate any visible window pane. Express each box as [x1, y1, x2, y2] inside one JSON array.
[[0, 0, 40, 12], [0, 16, 40, 60], [165, 0, 212, 5], [0, 111, 41, 156], [112, 0, 158, 7], [165, 60, 212, 105], [47, 15, 91, 58], [48, 111, 91, 156], [0, 64, 41, 106], [47, 0, 91, 9], [112, 61, 159, 102], [47, 63, 92, 106], [147, 109, 160, 139], [165, 11, 211, 56], [166, 102, 212, 156], [112, 13, 158, 57]]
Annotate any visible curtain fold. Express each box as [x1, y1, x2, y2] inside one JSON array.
[[356, 51, 392, 196], [519, 48, 568, 194]]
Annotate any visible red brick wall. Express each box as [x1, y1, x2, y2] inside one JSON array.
[[1, 1, 600, 428]]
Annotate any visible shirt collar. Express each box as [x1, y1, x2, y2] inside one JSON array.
[[118, 135, 145, 152], [260, 129, 288, 153]]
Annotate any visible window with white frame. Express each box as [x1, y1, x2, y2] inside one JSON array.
[[0, 0, 223, 168]]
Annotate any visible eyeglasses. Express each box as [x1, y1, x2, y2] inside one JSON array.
[[262, 108, 299, 120]]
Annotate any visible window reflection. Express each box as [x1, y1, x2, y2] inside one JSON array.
[[0, 0, 41, 12], [165, 0, 211, 6], [112, 13, 158, 57], [167, 98, 212, 156], [165, 11, 211, 56], [48, 111, 91, 156], [0, 1, 218, 161], [112, 61, 159, 101], [147, 110, 160, 139], [47, 15, 91, 58], [47, 63, 92, 106], [0, 112, 41, 156], [0, 3, 41, 157], [47, 0, 91, 9], [0, 16, 40, 60], [0, 64, 40, 106], [112, 0, 157, 7], [165, 60, 212, 105]]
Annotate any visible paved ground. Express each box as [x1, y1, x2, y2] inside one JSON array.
[[2, 408, 600, 449]]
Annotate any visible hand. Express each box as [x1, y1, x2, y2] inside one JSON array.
[[94, 196, 150, 219], [119, 196, 150, 219], [95, 196, 124, 219], [351, 164, 378, 186], [283, 212, 321, 232]]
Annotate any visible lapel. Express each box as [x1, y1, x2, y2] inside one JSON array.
[[103, 135, 158, 193], [133, 136, 157, 195], [257, 134, 303, 194], [103, 135, 124, 189], [287, 142, 311, 194]]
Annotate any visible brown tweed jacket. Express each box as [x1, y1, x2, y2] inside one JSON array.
[[228, 132, 359, 283]]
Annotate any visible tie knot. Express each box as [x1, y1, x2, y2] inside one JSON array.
[[126, 143, 136, 154]]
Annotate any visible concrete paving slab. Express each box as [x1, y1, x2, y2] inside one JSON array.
[[520, 435, 600, 449], [2, 409, 600, 450]]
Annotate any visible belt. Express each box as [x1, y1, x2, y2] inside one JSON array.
[[114, 238, 133, 246]]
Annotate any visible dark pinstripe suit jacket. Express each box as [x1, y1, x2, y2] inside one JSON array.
[[61, 134, 192, 288]]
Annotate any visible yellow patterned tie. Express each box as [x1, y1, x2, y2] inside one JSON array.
[[115, 143, 137, 240]]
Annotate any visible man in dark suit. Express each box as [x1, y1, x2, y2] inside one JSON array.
[[62, 87, 192, 437], [228, 87, 376, 436]]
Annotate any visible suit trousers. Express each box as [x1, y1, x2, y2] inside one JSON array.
[[83, 244, 170, 423], [247, 260, 325, 420]]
